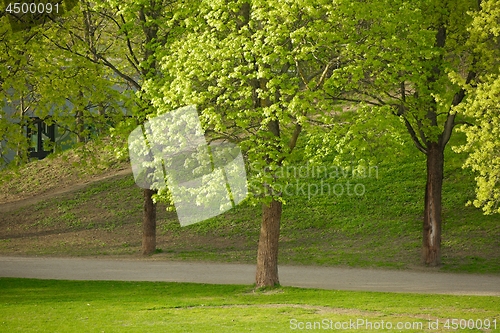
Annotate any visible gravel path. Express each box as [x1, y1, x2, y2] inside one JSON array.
[[1, 256, 499, 295]]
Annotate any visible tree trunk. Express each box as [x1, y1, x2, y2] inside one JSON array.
[[142, 188, 157, 255], [255, 199, 282, 288], [76, 110, 85, 143], [422, 142, 444, 266]]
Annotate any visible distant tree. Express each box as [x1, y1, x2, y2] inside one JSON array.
[[0, 12, 119, 167], [151, 0, 339, 287], [0, 22, 40, 165], [325, 0, 488, 266]]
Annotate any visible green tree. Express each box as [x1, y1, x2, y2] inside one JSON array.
[[0, 8, 122, 167], [325, 0, 488, 266], [453, 0, 500, 215], [46, 0, 185, 255], [0, 22, 40, 166], [150, 0, 339, 287]]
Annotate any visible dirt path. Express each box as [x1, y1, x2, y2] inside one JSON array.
[[0, 256, 499, 295], [0, 168, 132, 213]]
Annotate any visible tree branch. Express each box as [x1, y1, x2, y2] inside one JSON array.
[[328, 95, 383, 107], [288, 124, 302, 153], [44, 32, 141, 90], [440, 113, 456, 150], [403, 116, 427, 154], [119, 10, 141, 70], [441, 70, 476, 148], [314, 61, 333, 90], [454, 120, 475, 127]]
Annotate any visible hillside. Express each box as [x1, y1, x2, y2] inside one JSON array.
[[0, 137, 498, 274]]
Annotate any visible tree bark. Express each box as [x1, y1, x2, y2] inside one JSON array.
[[142, 188, 157, 255], [422, 142, 444, 266], [75, 109, 85, 143], [255, 199, 282, 288]]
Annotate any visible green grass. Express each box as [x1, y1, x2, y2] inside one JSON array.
[[0, 278, 499, 332]]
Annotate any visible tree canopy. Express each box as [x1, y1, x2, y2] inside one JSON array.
[[147, 0, 342, 286], [453, 0, 500, 214]]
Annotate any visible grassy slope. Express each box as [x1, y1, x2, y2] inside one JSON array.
[[0, 278, 499, 333], [0, 138, 129, 203], [0, 134, 498, 274]]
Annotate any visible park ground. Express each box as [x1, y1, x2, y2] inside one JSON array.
[[0, 137, 498, 274], [0, 136, 499, 332]]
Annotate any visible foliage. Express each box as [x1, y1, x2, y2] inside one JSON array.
[[0, 0, 185, 168], [0, 6, 126, 167], [0, 22, 40, 165], [149, 0, 340, 205], [323, 0, 499, 220], [318, 0, 498, 266], [303, 104, 409, 170], [455, 76, 500, 215], [453, 0, 500, 214], [324, 0, 478, 151]]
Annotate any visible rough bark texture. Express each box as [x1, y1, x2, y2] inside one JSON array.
[[255, 199, 282, 288], [142, 188, 157, 255], [422, 142, 444, 266]]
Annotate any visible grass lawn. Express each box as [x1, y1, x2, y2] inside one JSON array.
[[0, 278, 499, 332]]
